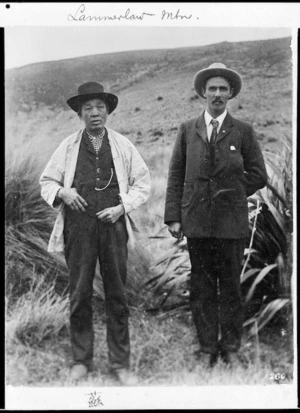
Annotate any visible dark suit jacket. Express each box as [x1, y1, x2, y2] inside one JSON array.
[[164, 112, 268, 239]]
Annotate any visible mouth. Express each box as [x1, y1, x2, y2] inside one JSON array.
[[91, 119, 102, 125]]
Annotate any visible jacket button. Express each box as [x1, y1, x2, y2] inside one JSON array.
[[97, 168, 100, 173], [97, 178, 100, 181], [204, 159, 208, 163]]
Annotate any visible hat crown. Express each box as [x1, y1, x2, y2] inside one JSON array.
[[207, 62, 227, 70], [78, 82, 104, 96]]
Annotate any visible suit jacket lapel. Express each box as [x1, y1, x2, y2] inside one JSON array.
[[82, 130, 96, 154], [98, 133, 110, 156], [216, 112, 235, 143], [194, 111, 235, 144], [195, 112, 208, 144]]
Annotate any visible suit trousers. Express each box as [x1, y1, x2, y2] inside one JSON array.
[[187, 238, 245, 355], [64, 209, 129, 371]]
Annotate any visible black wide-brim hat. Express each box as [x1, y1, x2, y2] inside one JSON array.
[[67, 82, 118, 114], [194, 63, 242, 99]]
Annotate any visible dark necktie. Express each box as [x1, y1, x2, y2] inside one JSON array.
[[210, 119, 219, 145], [209, 119, 219, 165]]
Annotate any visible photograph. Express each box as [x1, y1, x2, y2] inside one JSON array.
[[4, 2, 298, 410]]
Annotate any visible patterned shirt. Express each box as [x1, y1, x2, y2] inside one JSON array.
[[87, 131, 104, 153]]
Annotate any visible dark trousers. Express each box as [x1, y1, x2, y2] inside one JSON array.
[[187, 238, 245, 355], [64, 210, 129, 371]]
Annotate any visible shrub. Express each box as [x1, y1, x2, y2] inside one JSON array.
[[151, 130, 164, 138]]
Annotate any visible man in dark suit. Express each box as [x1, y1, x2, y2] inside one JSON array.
[[164, 63, 267, 368]]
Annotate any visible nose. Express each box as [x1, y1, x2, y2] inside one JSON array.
[[215, 88, 221, 97], [91, 107, 100, 116]]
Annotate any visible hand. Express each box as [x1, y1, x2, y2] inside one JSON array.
[[58, 188, 88, 212], [168, 222, 183, 240], [96, 205, 124, 224]]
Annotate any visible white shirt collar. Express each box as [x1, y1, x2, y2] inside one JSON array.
[[204, 109, 228, 129]]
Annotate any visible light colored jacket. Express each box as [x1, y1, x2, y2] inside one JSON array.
[[40, 127, 151, 252]]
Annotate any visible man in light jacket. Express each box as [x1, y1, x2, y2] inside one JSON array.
[[40, 82, 151, 384], [164, 63, 267, 368]]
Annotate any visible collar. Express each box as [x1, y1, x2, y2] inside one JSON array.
[[204, 109, 228, 127], [85, 128, 106, 140]]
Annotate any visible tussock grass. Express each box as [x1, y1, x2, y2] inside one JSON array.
[[6, 304, 293, 386], [5, 145, 68, 304], [6, 280, 69, 348]]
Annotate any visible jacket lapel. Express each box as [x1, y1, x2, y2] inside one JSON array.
[[195, 112, 235, 144], [195, 112, 208, 144], [216, 112, 235, 143], [98, 133, 110, 157], [82, 130, 97, 154], [65, 129, 83, 188]]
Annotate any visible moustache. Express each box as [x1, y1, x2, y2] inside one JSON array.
[[213, 99, 223, 103]]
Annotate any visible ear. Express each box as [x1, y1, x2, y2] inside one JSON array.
[[201, 88, 207, 99], [229, 88, 234, 98]]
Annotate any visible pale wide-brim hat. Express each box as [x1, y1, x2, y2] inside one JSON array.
[[194, 63, 242, 99], [67, 82, 118, 114]]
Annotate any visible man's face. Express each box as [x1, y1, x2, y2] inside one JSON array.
[[202, 76, 233, 117], [79, 98, 108, 134]]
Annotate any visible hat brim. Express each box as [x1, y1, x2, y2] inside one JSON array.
[[194, 67, 242, 99], [67, 92, 118, 114]]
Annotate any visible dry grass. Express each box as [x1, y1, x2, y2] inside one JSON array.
[[6, 281, 69, 348], [6, 296, 293, 387]]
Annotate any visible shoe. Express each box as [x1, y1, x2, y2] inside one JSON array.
[[70, 363, 88, 381], [194, 350, 218, 368], [112, 368, 139, 386]]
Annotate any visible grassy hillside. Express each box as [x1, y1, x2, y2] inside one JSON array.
[[6, 36, 292, 112], [5, 36, 293, 174]]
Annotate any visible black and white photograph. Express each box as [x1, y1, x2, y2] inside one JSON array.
[[3, 2, 298, 410]]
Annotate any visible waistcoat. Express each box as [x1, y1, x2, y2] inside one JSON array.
[[71, 130, 120, 216]]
